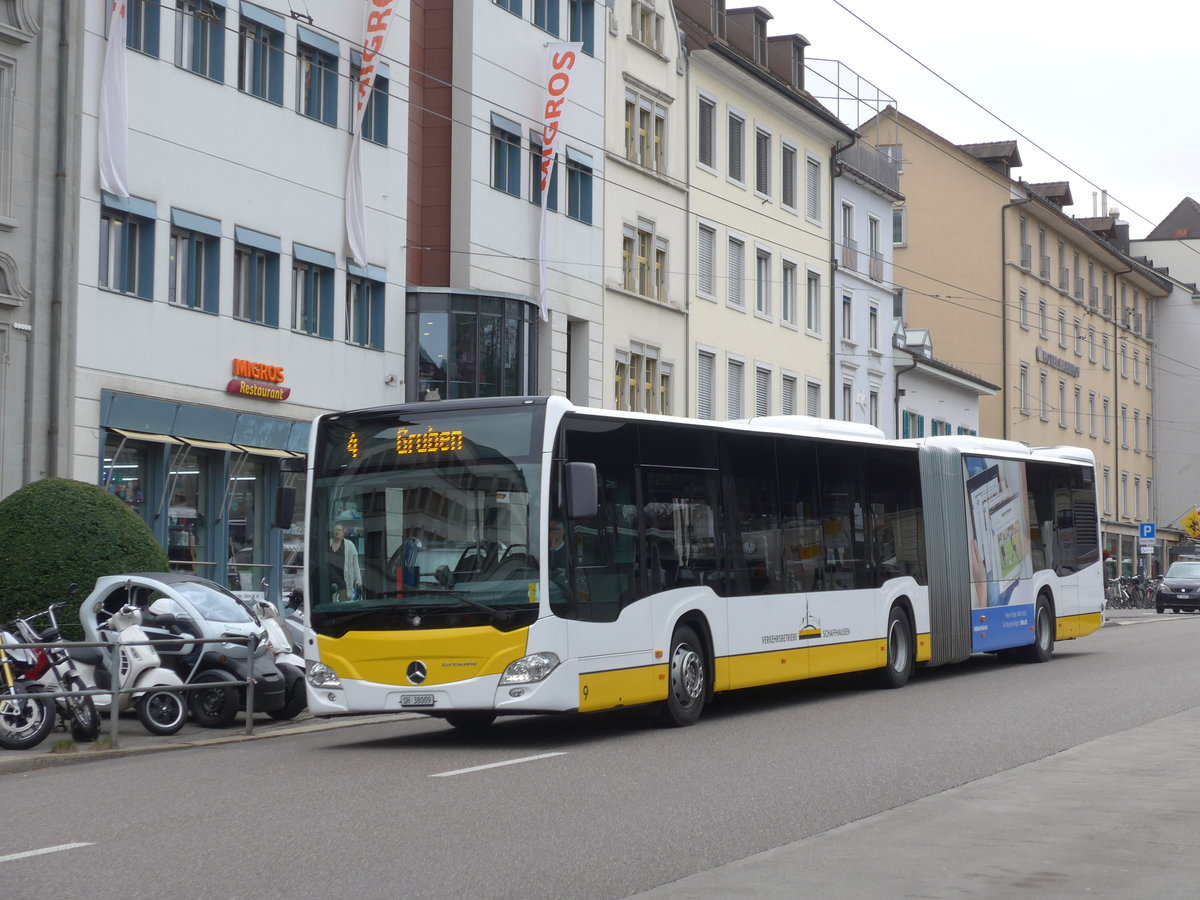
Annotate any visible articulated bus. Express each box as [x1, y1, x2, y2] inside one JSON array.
[[302, 396, 1103, 729]]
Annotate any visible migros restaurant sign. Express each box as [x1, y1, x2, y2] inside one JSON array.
[[226, 358, 291, 401]]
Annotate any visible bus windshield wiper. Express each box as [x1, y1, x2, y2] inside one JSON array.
[[392, 587, 516, 627]]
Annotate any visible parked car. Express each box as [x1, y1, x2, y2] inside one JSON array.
[[1155, 562, 1200, 614]]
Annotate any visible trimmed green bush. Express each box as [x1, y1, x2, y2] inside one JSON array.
[[0, 478, 169, 635]]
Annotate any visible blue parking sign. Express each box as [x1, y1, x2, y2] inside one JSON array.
[[1139, 522, 1156, 540]]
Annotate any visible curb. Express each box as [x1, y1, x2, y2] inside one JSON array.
[[0, 712, 420, 776]]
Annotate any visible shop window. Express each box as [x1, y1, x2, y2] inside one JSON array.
[[102, 433, 151, 522], [226, 456, 268, 592], [167, 448, 213, 576]]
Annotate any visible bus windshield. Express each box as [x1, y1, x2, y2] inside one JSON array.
[[309, 401, 546, 635]]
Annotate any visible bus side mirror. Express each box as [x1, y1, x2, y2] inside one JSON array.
[[274, 487, 296, 529], [564, 462, 598, 520]]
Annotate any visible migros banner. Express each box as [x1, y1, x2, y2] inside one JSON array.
[[227, 358, 291, 401]]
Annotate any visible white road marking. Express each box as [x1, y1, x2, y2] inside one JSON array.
[[0, 843, 94, 864], [431, 751, 568, 777]]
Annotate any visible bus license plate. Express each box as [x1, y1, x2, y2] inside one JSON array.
[[400, 694, 436, 708]]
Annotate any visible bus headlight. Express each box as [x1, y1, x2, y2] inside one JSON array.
[[499, 652, 561, 685], [306, 661, 342, 689]]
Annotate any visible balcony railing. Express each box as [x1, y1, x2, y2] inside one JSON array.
[[869, 250, 884, 283], [1074, 277, 1084, 301], [1089, 286, 1099, 308], [840, 238, 859, 272], [835, 141, 901, 194], [1039, 255, 1050, 280], [1059, 267, 1069, 291], [1020, 244, 1032, 269]]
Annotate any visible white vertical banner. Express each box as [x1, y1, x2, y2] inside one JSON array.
[[537, 43, 583, 321], [346, 0, 398, 267], [98, 0, 130, 197]]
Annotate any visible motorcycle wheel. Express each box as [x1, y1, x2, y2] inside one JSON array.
[[137, 689, 187, 736], [0, 685, 57, 750], [267, 676, 307, 721], [65, 676, 101, 742], [188, 670, 239, 728]]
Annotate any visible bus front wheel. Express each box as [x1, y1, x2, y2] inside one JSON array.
[[658, 625, 706, 727], [879, 606, 914, 689]]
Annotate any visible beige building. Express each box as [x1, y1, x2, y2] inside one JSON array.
[[859, 108, 1171, 570], [675, 1, 854, 419]]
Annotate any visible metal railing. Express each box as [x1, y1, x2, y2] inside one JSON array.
[[1, 633, 261, 750]]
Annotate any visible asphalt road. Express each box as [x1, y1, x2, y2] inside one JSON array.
[[4, 610, 1198, 900]]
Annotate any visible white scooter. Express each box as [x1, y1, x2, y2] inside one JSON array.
[[71, 600, 188, 736], [246, 598, 306, 720]]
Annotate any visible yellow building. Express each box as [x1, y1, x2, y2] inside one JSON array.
[[859, 108, 1171, 570]]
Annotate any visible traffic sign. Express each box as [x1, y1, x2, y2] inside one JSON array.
[[1139, 522, 1156, 541], [1183, 509, 1200, 540]]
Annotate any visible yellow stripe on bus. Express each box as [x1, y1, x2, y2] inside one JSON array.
[[579, 664, 669, 712], [317, 627, 528, 687], [1057, 612, 1103, 641], [715, 633, 932, 692]]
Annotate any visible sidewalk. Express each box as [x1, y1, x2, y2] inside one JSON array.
[[0, 710, 419, 776]]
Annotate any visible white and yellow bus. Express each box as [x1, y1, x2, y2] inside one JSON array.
[[302, 396, 1103, 729]]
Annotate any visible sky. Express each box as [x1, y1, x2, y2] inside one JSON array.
[[765, 0, 1196, 238]]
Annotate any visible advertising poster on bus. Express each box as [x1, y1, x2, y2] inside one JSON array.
[[964, 455, 1035, 652]]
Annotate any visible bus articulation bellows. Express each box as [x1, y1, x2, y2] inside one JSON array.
[[302, 396, 1103, 729]]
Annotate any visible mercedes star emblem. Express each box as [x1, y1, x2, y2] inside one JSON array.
[[407, 660, 428, 685]]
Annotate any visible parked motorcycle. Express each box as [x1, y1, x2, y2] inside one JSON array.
[[0, 625, 55, 750], [72, 589, 188, 736], [9, 596, 101, 742], [246, 597, 306, 720]]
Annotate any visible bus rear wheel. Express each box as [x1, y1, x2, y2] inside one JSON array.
[[1024, 596, 1055, 663], [658, 625, 706, 727], [879, 606, 913, 689]]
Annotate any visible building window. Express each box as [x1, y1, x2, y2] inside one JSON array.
[[491, 115, 522, 197], [530, 136, 559, 211], [350, 64, 389, 146], [1018, 289, 1029, 329], [869, 305, 879, 350], [238, 11, 284, 104], [1103, 397, 1111, 443], [631, 0, 664, 52], [168, 213, 220, 313], [755, 366, 771, 416], [697, 93, 716, 170], [697, 223, 716, 299], [99, 197, 156, 299], [346, 267, 385, 350], [1120, 342, 1128, 378], [625, 92, 666, 172], [127, 0, 161, 57], [782, 374, 797, 415], [901, 411, 924, 439], [1102, 334, 1111, 370], [1058, 380, 1067, 428], [1133, 350, 1141, 384], [233, 234, 280, 327], [805, 155, 821, 221], [615, 344, 662, 413], [697, 350, 715, 419], [755, 248, 771, 316], [1073, 318, 1083, 356], [727, 237, 745, 308], [842, 382, 853, 421], [569, 0, 595, 56], [292, 246, 335, 339], [1074, 386, 1083, 433], [1057, 309, 1067, 349], [840, 292, 853, 342], [727, 111, 745, 184], [534, 0, 560, 35], [1018, 364, 1030, 415], [1133, 409, 1141, 451], [1102, 468, 1111, 515], [495, 0, 522, 15], [1089, 391, 1097, 437], [781, 143, 797, 210], [1120, 403, 1129, 447], [566, 150, 594, 224], [806, 381, 821, 417], [623, 222, 667, 301], [892, 207, 906, 245], [1088, 326, 1097, 363], [869, 390, 879, 427], [805, 270, 820, 333], [1038, 298, 1047, 338], [727, 358, 744, 419], [754, 127, 771, 197], [175, 0, 224, 81], [1147, 415, 1153, 456], [298, 31, 339, 126], [1039, 371, 1048, 421], [781, 261, 797, 327]]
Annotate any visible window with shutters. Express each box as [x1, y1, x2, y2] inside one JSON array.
[[804, 154, 821, 221], [781, 142, 797, 211], [754, 127, 771, 198], [781, 260, 797, 326], [781, 374, 797, 415], [697, 350, 716, 419], [806, 380, 821, 417], [727, 110, 745, 185], [697, 223, 716, 299], [755, 366, 771, 416], [727, 237, 745, 308], [727, 358, 744, 419], [697, 92, 716, 170]]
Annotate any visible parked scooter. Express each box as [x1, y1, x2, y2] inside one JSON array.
[[0, 625, 55, 750], [245, 596, 306, 720], [10, 596, 101, 742], [73, 589, 188, 736]]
